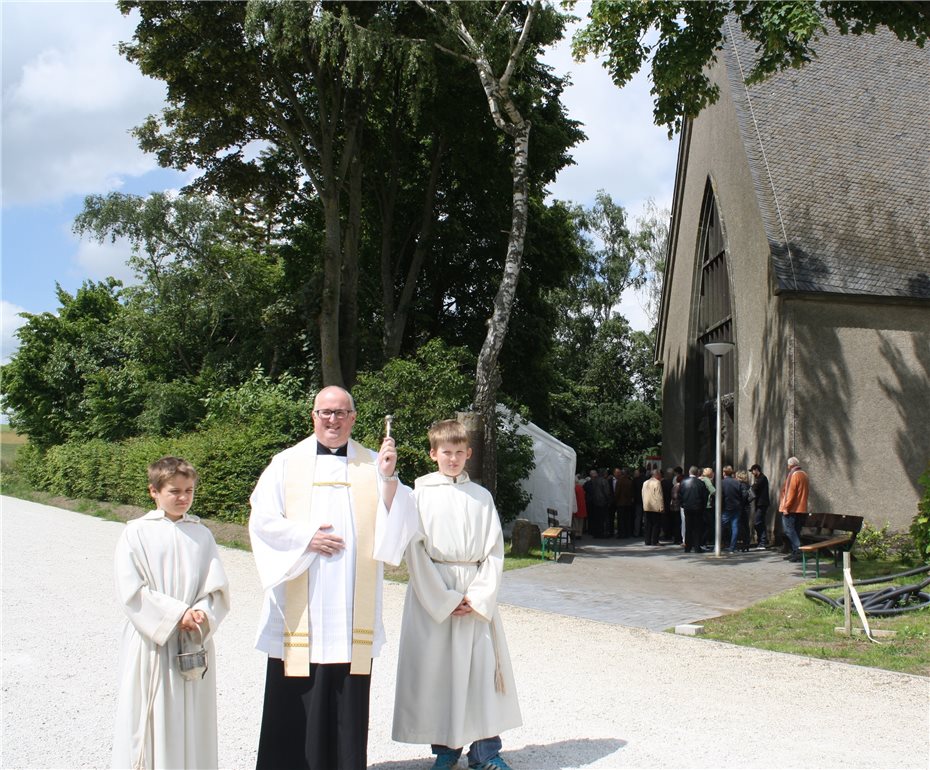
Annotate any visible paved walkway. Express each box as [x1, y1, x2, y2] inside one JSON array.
[[500, 537, 806, 631]]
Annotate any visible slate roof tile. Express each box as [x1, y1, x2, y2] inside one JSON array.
[[722, 20, 930, 299]]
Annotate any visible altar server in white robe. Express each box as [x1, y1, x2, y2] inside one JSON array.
[[112, 457, 230, 770], [250, 385, 417, 770], [393, 420, 521, 770]]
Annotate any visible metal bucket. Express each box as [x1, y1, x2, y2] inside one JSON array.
[[176, 623, 208, 681]]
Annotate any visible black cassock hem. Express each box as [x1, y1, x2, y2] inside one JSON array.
[[256, 658, 371, 770]]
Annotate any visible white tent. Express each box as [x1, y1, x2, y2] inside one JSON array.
[[501, 409, 577, 531]]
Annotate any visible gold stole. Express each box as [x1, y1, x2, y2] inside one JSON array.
[[282, 438, 379, 677]]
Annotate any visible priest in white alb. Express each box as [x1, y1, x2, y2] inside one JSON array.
[[249, 385, 418, 770]]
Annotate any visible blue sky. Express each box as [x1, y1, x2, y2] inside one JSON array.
[[1, 1, 678, 363]]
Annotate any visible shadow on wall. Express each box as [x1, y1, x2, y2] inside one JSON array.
[[792, 305, 859, 486], [660, 348, 687, 468], [744, 272, 789, 477], [878, 332, 930, 497]]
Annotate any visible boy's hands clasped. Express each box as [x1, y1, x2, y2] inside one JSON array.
[[451, 597, 472, 616], [180, 608, 206, 632]]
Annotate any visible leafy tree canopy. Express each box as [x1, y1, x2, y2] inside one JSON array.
[[1, 280, 136, 448], [571, 0, 930, 134]]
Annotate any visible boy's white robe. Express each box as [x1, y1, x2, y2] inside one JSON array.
[[112, 510, 230, 770], [393, 472, 522, 748]]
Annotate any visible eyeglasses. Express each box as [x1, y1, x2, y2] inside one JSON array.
[[314, 409, 355, 420]]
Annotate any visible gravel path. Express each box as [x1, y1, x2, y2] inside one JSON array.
[[2, 496, 928, 769]]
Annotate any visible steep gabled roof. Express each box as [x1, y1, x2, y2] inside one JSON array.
[[722, 19, 930, 299]]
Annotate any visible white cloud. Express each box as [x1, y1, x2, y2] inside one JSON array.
[[1, 299, 28, 363], [1, 2, 167, 206], [543, 7, 677, 213], [617, 285, 653, 332], [72, 233, 137, 286]]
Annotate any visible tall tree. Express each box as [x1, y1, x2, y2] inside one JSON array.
[[0, 280, 138, 447], [543, 195, 664, 468], [118, 0, 425, 387], [634, 199, 671, 328], [74, 191, 297, 383], [564, 190, 652, 325]]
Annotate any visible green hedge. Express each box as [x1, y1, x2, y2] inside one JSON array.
[[16, 421, 288, 525]]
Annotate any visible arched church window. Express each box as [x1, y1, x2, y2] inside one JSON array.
[[694, 182, 735, 461]]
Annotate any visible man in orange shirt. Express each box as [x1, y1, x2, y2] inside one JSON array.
[[779, 457, 809, 562]]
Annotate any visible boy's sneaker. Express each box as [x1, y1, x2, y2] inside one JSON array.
[[469, 756, 513, 770]]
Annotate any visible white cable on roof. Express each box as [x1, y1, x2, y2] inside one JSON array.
[[724, 16, 799, 291]]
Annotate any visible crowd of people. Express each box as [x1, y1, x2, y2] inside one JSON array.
[[573, 459, 809, 559]]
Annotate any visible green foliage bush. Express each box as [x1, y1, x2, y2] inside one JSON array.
[[353, 338, 533, 521], [494, 410, 534, 524], [857, 521, 922, 565], [15, 422, 289, 525], [14, 443, 50, 489], [352, 339, 475, 482], [137, 378, 210, 436], [855, 522, 893, 561], [183, 421, 286, 523], [201, 368, 312, 445], [911, 463, 930, 564]]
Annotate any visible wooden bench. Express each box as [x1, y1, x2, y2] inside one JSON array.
[[798, 513, 864, 578], [540, 508, 573, 561]]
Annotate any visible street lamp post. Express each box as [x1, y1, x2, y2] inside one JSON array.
[[705, 341, 735, 557]]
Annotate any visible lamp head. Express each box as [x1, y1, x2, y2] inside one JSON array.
[[705, 342, 735, 357]]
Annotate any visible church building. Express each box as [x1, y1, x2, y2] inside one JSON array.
[[656, 19, 930, 535]]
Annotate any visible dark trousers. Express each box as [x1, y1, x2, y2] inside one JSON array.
[[643, 509, 662, 544], [588, 505, 604, 537], [738, 509, 751, 548], [661, 510, 681, 543], [256, 658, 371, 770], [753, 504, 769, 545], [616, 505, 633, 537], [702, 508, 715, 545], [684, 508, 704, 551]]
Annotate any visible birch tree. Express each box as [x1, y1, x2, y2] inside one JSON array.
[[415, 0, 559, 495]]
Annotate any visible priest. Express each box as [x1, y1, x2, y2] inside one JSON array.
[[249, 385, 418, 770]]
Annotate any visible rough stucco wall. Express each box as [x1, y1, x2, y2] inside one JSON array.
[[788, 299, 930, 531]]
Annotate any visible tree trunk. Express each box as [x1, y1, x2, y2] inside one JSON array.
[[474, 121, 531, 497], [340, 150, 364, 388], [319, 189, 344, 387], [415, 0, 539, 498], [383, 133, 446, 360]]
